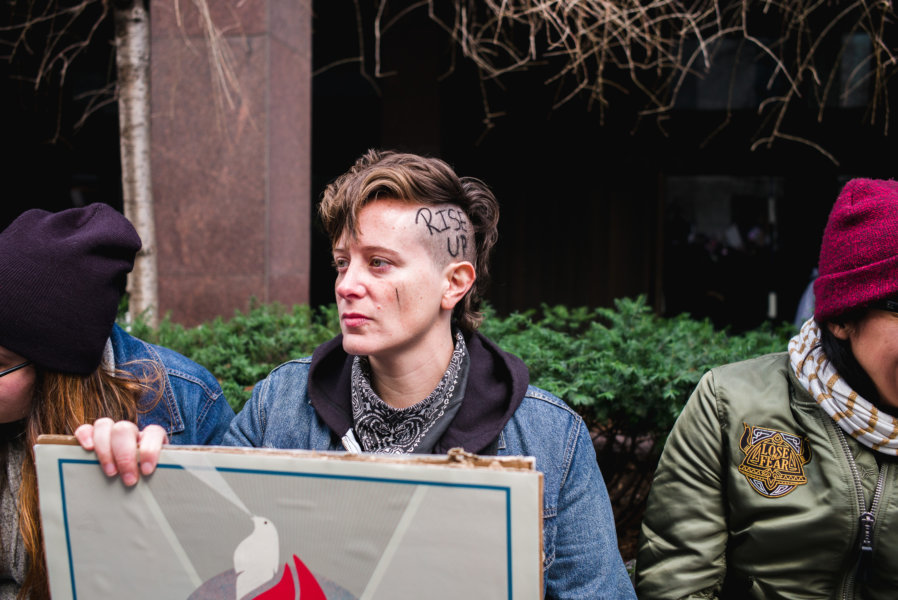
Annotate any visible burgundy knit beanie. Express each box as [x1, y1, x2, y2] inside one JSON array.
[[814, 178, 898, 322], [0, 203, 141, 374]]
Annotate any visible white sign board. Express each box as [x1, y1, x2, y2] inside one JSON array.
[[36, 439, 543, 600]]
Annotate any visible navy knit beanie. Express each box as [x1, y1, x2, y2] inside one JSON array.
[[0, 203, 141, 374]]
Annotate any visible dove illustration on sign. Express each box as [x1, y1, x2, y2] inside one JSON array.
[[175, 463, 331, 600], [234, 516, 279, 600]]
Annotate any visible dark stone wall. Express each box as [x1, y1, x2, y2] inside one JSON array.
[[150, 0, 312, 326]]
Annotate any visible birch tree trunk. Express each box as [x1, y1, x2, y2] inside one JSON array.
[[114, 0, 158, 327]]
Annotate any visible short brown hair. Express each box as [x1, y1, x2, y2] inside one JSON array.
[[318, 149, 499, 332]]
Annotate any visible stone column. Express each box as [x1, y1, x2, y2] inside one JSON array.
[[150, 0, 311, 326]]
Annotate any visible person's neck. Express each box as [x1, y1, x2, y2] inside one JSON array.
[[368, 329, 457, 409]]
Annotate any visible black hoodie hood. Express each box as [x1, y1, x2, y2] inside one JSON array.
[[308, 331, 530, 454]]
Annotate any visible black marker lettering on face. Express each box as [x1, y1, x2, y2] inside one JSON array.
[[447, 234, 469, 258], [416, 206, 470, 259], [415, 207, 447, 235], [436, 209, 450, 231], [395, 287, 401, 310], [446, 209, 468, 232]]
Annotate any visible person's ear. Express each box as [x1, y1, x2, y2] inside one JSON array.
[[441, 262, 476, 310], [827, 321, 852, 341]]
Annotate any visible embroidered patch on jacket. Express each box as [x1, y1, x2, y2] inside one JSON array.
[[738, 424, 812, 498]]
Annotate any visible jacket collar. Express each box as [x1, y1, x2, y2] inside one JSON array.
[[308, 331, 529, 454]]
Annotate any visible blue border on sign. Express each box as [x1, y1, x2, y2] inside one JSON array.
[[56, 458, 516, 599]]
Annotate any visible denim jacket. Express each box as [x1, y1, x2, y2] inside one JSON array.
[[224, 334, 635, 599], [110, 324, 233, 445]]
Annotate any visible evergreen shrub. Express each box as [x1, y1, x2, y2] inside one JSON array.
[[126, 296, 793, 439], [127, 300, 339, 410], [478, 296, 793, 538], [480, 296, 793, 443], [124, 295, 794, 555]]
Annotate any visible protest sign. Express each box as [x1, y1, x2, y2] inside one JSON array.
[[36, 437, 543, 599]]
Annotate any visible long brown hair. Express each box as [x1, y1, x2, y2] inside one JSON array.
[[9, 362, 160, 600]]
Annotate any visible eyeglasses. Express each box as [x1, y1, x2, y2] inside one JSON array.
[[0, 360, 31, 378]]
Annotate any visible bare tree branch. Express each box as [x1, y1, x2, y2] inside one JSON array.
[[2, 0, 246, 322], [332, 0, 898, 161]]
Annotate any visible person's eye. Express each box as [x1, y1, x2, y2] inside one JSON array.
[[370, 257, 390, 269], [332, 257, 349, 271]]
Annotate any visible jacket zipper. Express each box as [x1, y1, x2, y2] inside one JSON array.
[[836, 426, 888, 600]]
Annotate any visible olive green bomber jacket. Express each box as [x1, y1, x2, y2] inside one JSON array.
[[635, 352, 898, 599]]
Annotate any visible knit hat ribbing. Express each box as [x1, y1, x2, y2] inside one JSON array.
[[813, 178, 898, 322], [0, 203, 141, 374]]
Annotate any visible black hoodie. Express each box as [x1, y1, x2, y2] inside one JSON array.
[[307, 331, 530, 454]]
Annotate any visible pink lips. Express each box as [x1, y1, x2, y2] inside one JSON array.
[[341, 313, 369, 328]]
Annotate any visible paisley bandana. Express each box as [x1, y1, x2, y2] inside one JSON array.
[[789, 318, 898, 455], [349, 331, 468, 455]]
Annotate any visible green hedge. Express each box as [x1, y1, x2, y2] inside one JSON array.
[[126, 301, 341, 410], [479, 297, 794, 442], [123, 296, 794, 443]]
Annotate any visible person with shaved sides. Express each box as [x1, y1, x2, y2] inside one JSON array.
[[78, 150, 635, 599]]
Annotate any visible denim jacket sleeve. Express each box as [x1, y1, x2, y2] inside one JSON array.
[[222, 358, 335, 451], [554, 420, 635, 599], [501, 388, 636, 600], [224, 369, 276, 447]]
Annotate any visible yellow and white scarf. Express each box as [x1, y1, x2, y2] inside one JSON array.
[[789, 318, 898, 455]]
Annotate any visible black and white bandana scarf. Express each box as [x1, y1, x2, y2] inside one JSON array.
[[349, 331, 469, 454]]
